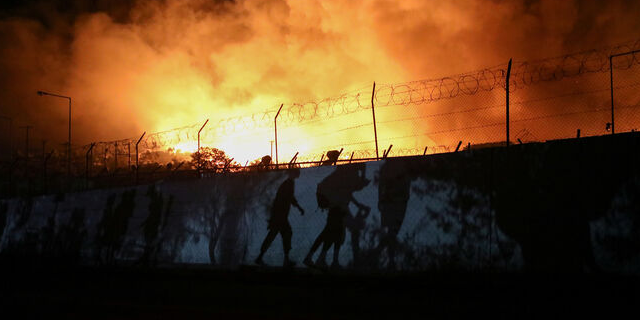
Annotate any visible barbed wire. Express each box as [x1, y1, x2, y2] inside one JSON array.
[[62, 39, 640, 162], [203, 38, 640, 135]]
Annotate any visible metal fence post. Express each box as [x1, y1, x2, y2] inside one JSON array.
[[609, 49, 640, 135], [198, 119, 209, 152], [43, 150, 53, 194], [506, 58, 512, 147], [197, 119, 209, 175], [0, 116, 11, 162], [86, 142, 95, 189], [371, 82, 379, 160], [274, 104, 283, 169], [610, 55, 615, 134], [136, 132, 146, 184]]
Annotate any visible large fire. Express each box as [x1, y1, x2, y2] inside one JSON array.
[[1, 0, 640, 165]]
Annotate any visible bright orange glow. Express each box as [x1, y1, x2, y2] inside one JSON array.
[[173, 141, 198, 154], [4, 0, 639, 163]]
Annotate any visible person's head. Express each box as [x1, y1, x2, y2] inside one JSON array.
[[326, 150, 340, 161], [287, 167, 301, 179], [261, 155, 272, 166]]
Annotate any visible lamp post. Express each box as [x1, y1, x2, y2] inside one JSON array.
[[37, 91, 71, 189]]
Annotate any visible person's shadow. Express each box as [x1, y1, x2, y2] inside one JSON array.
[[138, 185, 173, 266], [255, 168, 305, 267], [303, 163, 370, 269], [374, 159, 412, 270]]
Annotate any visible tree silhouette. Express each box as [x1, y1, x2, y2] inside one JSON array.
[[190, 147, 238, 172]]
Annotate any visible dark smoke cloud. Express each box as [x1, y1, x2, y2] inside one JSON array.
[[0, 0, 638, 153]]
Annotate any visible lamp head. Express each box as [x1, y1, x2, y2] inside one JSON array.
[[37, 91, 44, 96]]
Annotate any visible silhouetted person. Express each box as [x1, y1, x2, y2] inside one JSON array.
[[255, 168, 304, 267], [56, 208, 87, 263], [376, 160, 412, 269], [138, 185, 169, 266], [304, 164, 370, 269], [257, 155, 272, 171], [95, 190, 137, 265], [95, 194, 116, 265], [345, 204, 370, 266], [15, 197, 33, 229], [321, 150, 341, 166]]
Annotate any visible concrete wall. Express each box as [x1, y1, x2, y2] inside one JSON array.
[[1, 133, 639, 274]]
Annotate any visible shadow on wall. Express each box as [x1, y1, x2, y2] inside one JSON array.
[[0, 192, 89, 264], [489, 136, 640, 273], [136, 185, 174, 267], [95, 190, 137, 266], [255, 168, 305, 267], [373, 159, 413, 270], [1, 133, 638, 274], [54, 207, 88, 263], [593, 177, 640, 269], [185, 173, 278, 267], [303, 163, 370, 269]]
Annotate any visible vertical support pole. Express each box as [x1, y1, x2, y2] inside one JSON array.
[[0, 116, 12, 162], [21, 126, 32, 194], [289, 152, 299, 166], [41, 140, 46, 167], [383, 144, 393, 159], [20, 126, 32, 173], [371, 82, 379, 160], [506, 58, 512, 147], [197, 119, 209, 175], [136, 132, 146, 184], [9, 119, 12, 162], [198, 119, 209, 152], [43, 150, 53, 194], [128, 142, 131, 169], [68, 97, 71, 189], [114, 141, 118, 171], [423, 146, 428, 156], [86, 142, 95, 190], [608, 49, 640, 135], [610, 55, 615, 135], [41, 140, 45, 193], [349, 151, 354, 164], [103, 144, 108, 169], [274, 104, 283, 169]]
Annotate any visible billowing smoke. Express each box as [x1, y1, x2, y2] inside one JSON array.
[[0, 0, 639, 159]]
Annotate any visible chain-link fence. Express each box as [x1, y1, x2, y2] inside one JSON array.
[[1, 39, 639, 198]]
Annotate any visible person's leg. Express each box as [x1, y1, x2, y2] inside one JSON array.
[[387, 234, 397, 270], [316, 240, 331, 267], [332, 241, 342, 268], [304, 230, 325, 266], [255, 229, 278, 264], [282, 226, 294, 266]]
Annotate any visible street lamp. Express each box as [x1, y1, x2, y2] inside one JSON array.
[[37, 90, 71, 189]]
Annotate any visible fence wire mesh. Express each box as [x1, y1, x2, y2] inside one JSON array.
[[1, 39, 640, 197]]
